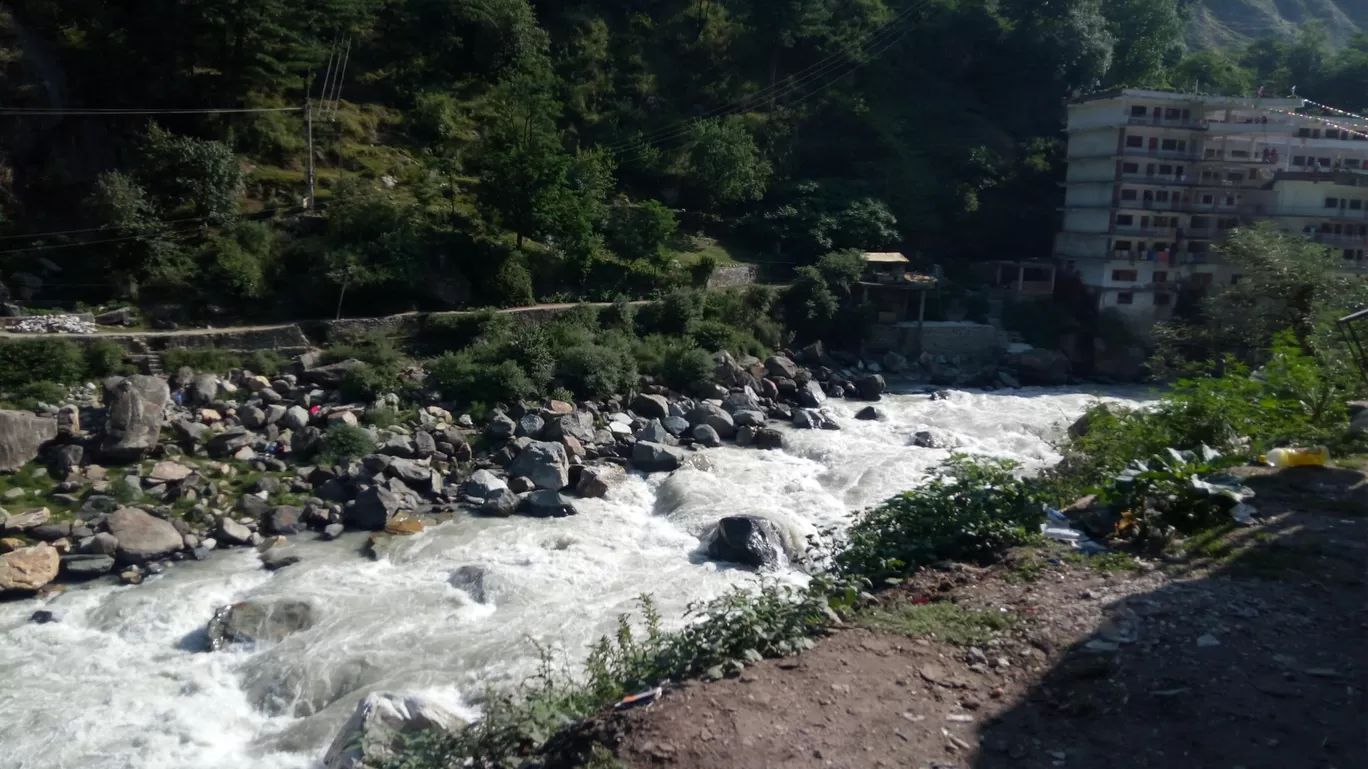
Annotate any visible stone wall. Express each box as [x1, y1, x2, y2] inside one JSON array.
[[867, 321, 1002, 362], [706, 265, 756, 289], [49, 325, 314, 356]]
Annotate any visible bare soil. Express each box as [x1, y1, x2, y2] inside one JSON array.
[[594, 465, 1368, 769]]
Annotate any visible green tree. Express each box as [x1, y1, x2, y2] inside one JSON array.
[[685, 118, 772, 209], [1102, 0, 1183, 87], [136, 124, 244, 223], [605, 200, 678, 262]]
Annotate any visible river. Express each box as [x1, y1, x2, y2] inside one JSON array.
[[0, 386, 1141, 769]]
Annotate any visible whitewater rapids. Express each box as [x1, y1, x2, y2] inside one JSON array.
[[0, 386, 1143, 769]]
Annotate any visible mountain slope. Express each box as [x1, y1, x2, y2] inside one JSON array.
[[1187, 0, 1366, 49]]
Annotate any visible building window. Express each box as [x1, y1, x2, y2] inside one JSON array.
[[1226, 172, 1243, 182], [1146, 163, 1156, 176], [1117, 292, 1135, 305], [1120, 188, 1138, 200], [1345, 249, 1357, 261], [1327, 129, 1341, 140], [1143, 189, 1155, 201], [1230, 149, 1250, 158], [1155, 190, 1170, 202], [1190, 216, 1210, 228], [1161, 138, 1178, 150], [1112, 269, 1138, 282], [1122, 162, 1139, 173], [1351, 200, 1363, 210], [1201, 194, 1214, 204], [1298, 128, 1311, 138], [1165, 108, 1180, 120], [1117, 214, 1134, 226], [1231, 274, 1242, 285], [1126, 135, 1144, 148], [1326, 197, 1340, 208], [1189, 241, 1209, 253], [1318, 157, 1331, 167], [1191, 272, 1213, 287], [1114, 240, 1133, 252], [1204, 148, 1219, 159], [1292, 155, 1307, 166], [1347, 159, 1362, 168], [1153, 271, 1168, 283], [1155, 293, 1172, 306], [1131, 105, 1147, 117], [1225, 195, 1236, 206], [1159, 164, 1173, 175]]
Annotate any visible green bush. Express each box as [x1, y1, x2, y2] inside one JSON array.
[[690, 319, 735, 353], [242, 350, 287, 377], [163, 346, 242, 374], [836, 455, 1044, 583], [639, 288, 702, 336], [690, 253, 719, 287], [339, 363, 400, 402], [557, 344, 637, 399], [661, 346, 715, 393], [426, 351, 536, 404], [599, 295, 636, 331], [323, 331, 406, 370], [488, 258, 535, 307], [85, 340, 134, 378], [321, 423, 375, 464], [0, 339, 89, 388], [1, 381, 69, 410]]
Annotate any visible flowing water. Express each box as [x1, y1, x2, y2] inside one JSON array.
[[0, 387, 1143, 769]]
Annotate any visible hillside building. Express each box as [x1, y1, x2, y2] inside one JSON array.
[[1055, 88, 1368, 329]]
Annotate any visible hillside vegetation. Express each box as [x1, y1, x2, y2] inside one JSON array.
[[1187, 0, 1366, 49], [0, 1, 1363, 323]]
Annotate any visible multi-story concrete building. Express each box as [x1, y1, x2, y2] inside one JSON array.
[[1055, 88, 1368, 328]]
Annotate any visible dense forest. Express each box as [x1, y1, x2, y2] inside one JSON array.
[[0, 0, 1364, 321]]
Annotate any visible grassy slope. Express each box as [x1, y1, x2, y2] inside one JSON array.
[[1187, 0, 1367, 49]]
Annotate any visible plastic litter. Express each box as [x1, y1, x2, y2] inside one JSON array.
[[1262, 446, 1329, 468], [1041, 507, 1108, 553], [614, 686, 663, 711], [1230, 502, 1258, 525]]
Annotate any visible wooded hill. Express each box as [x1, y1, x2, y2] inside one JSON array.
[[0, 1, 1363, 322]]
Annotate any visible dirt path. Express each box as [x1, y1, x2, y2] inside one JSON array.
[[596, 465, 1368, 769]]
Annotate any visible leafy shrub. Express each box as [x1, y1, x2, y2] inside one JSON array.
[[321, 423, 375, 464], [488, 258, 535, 307], [242, 350, 287, 377], [690, 253, 719, 287], [836, 455, 1044, 583], [426, 351, 536, 404], [323, 331, 406, 370], [639, 288, 702, 336], [690, 319, 736, 353], [548, 386, 576, 405], [0, 339, 90, 388], [163, 346, 242, 374], [1, 381, 68, 410], [661, 346, 715, 393], [600, 295, 636, 331], [339, 363, 400, 402], [409, 91, 461, 143], [1100, 446, 1244, 546], [605, 200, 678, 262], [85, 340, 134, 378], [557, 344, 637, 399]]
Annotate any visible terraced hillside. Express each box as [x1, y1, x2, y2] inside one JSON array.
[[1188, 0, 1367, 48]]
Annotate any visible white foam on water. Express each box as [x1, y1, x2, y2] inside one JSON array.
[[0, 386, 1144, 769]]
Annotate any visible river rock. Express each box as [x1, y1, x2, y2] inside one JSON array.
[[465, 469, 508, 498], [692, 424, 722, 447], [753, 428, 785, 450], [687, 404, 735, 439], [60, 553, 116, 579], [283, 405, 311, 431], [854, 373, 885, 400], [216, 517, 253, 546], [630, 393, 670, 420], [148, 461, 192, 483], [793, 408, 828, 429], [264, 505, 304, 535], [49, 444, 84, 478], [912, 430, 951, 449], [765, 355, 799, 379], [516, 413, 545, 439], [486, 413, 517, 441], [412, 430, 436, 458], [732, 409, 767, 428], [518, 489, 578, 517], [349, 486, 403, 529], [545, 411, 595, 443], [0, 410, 57, 472], [707, 516, 783, 569], [1014, 348, 1071, 386], [2, 507, 51, 533], [722, 388, 763, 414], [323, 692, 465, 769], [507, 441, 569, 490], [106, 507, 183, 562], [798, 380, 827, 408], [662, 416, 690, 437], [206, 599, 317, 651], [206, 429, 254, 458], [576, 465, 621, 498], [101, 375, 170, 461], [632, 441, 685, 472], [0, 543, 59, 592], [855, 406, 886, 421], [480, 487, 517, 516], [448, 565, 490, 602]]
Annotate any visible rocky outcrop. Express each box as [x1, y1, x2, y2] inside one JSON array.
[[0, 410, 57, 472], [706, 516, 784, 569], [0, 543, 60, 592], [101, 375, 170, 461], [349, 486, 404, 530], [207, 599, 317, 650], [507, 441, 569, 491], [105, 507, 183, 563], [576, 465, 621, 498], [632, 441, 686, 472], [323, 692, 465, 769]]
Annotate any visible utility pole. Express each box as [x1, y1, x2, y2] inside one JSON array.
[[306, 99, 315, 210]]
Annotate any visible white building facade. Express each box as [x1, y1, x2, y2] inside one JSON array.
[[1055, 88, 1368, 329]]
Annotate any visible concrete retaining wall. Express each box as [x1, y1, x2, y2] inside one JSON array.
[[867, 321, 1002, 362]]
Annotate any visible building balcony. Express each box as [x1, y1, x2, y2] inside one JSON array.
[[1315, 233, 1368, 246], [1242, 205, 1368, 219]]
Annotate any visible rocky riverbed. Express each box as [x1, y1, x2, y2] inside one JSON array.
[[0, 342, 1132, 769]]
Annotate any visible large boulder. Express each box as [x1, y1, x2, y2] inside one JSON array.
[[105, 507, 183, 563], [1014, 348, 1071, 386], [0, 543, 60, 592], [464, 469, 508, 499], [576, 465, 622, 498], [630, 393, 670, 420], [60, 553, 116, 579], [632, 441, 686, 472], [687, 404, 736, 439], [101, 375, 170, 461], [765, 356, 799, 379], [264, 505, 304, 535], [486, 413, 517, 441], [323, 692, 465, 769], [0, 410, 57, 472], [544, 411, 595, 444], [713, 351, 758, 390], [206, 599, 317, 651], [706, 516, 784, 569], [507, 441, 570, 491], [753, 428, 785, 450], [797, 380, 827, 408], [518, 489, 578, 518], [854, 373, 886, 401], [348, 486, 404, 530]]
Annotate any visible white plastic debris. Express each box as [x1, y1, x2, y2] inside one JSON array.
[[7, 314, 97, 334]]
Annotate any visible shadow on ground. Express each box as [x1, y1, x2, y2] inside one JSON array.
[[973, 464, 1367, 769]]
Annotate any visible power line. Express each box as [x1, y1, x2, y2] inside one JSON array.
[[602, 0, 929, 157], [0, 200, 325, 243], [0, 225, 209, 257], [0, 106, 302, 116]]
